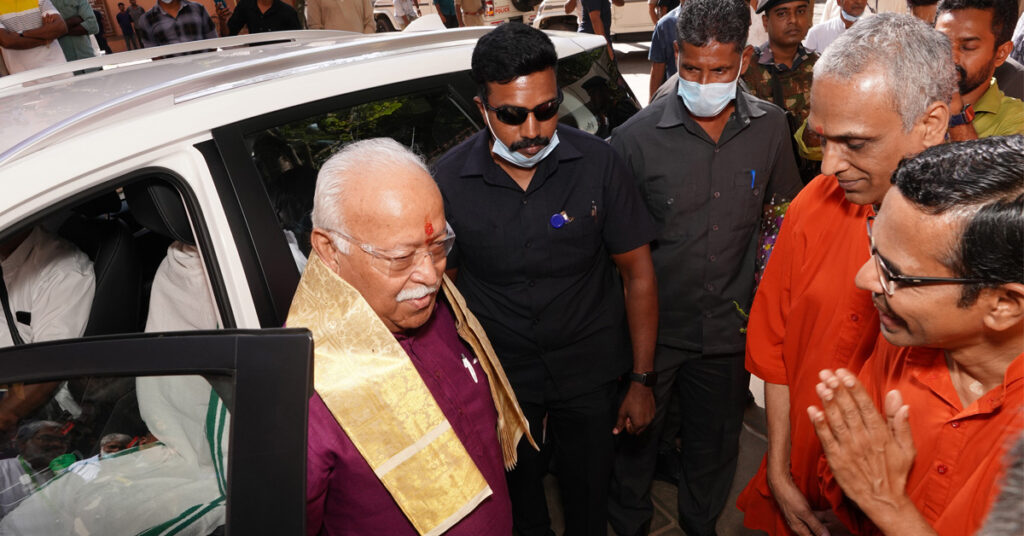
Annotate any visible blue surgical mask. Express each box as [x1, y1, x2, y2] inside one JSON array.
[[676, 61, 745, 118], [840, 8, 860, 22], [484, 114, 560, 169]]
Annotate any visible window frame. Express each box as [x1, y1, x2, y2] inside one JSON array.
[[0, 328, 313, 534]]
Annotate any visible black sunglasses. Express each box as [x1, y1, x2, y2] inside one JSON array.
[[482, 90, 564, 125]]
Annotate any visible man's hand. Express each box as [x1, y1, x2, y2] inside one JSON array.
[[614, 382, 654, 435], [216, 6, 231, 19], [0, 410, 17, 437], [564, 0, 577, 14], [767, 470, 832, 536], [808, 369, 918, 528]]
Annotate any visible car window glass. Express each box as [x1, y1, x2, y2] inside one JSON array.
[[244, 85, 479, 269], [556, 48, 641, 139], [0, 374, 230, 535]]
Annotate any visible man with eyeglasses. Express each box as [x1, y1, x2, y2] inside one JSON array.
[[297, 138, 533, 535], [736, 15, 952, 536], [0, 420, 68, 518], [809, 135, 1024, 536], [609, 0, 801, 534], [433, 23, 658, 536]]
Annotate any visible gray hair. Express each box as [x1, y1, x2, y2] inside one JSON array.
[[15, 420, 61, 443], [977, 432, 1024, 536], [813, 13, 956, 131], [310, 138, 431, 253]]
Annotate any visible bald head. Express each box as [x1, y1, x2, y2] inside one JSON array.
[[310, 138, 448, 332]]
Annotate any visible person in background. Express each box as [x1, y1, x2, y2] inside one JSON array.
[[433, 0, 459, 28], [93, 9, 114, 54], [803, 0, 869, 52], [906, 0, 937, 22], [610, 0, 802, 533], [136, 0, 218, 47], [52, 0, 98, 62], [305, 0, 374, 32], [647, 3, 679, 102], [126, 0, 145, 47], [218, 0, 301, 35], [0, 421, 68, 518], [115, 2, 139, 50], [935, 0, 1024, 140], [0, 0, 68, 74], [742, 0, 820, 183]]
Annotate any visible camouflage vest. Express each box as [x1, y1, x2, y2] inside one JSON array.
[[741, 47, 818, 135]]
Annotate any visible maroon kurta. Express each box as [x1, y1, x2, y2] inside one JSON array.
[[306, 300, 513, 535]]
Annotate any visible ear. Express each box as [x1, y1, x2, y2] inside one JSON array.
[[761, 13, 769, 32], [916, 99, 950, 147], [310, 228, 341, 273], [993, 39, 1013, 69], [981, 283, 1024, 333], [741, 44, 754, 72], [473, 95, 488, 124]]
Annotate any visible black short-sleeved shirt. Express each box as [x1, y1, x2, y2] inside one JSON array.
[[433, 126, 656, 400], [226, 0, 300, 35], [611, 87, 802, 355]]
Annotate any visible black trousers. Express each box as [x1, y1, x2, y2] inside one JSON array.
[[608, 347, 748, 536], [507, 377, 618, 536]]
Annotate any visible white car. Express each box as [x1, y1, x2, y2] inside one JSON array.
[[0, 28, 639, 534]]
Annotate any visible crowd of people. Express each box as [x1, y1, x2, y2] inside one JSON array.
[[0, 0, 1022, 534]]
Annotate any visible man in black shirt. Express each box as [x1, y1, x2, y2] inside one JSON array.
[[609, 0, 802, 534], [433, 23, 658, 536], [217, 0, 300, 35]]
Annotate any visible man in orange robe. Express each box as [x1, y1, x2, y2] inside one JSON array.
[[809, 135, 1024, 536], [736, 14, 953, 535]]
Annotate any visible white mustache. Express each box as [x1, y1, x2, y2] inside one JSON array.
[[396, 284, 439, 302]]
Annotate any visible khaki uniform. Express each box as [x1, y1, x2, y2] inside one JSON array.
[[458, 0, 484, 25]]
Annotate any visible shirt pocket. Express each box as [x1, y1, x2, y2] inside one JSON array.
[[730, 169, 765, 232]]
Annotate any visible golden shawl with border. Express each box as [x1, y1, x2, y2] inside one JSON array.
[[287, 254, 535, 535]]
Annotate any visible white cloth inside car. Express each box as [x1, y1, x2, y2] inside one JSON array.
[[0, 227, 94, 348]]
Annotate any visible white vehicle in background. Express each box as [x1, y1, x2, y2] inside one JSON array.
[[532, 0, 653, 35], [374, 0, 540, 31]]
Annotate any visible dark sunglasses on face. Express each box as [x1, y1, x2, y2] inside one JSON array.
[[483, 90, 564, 125]]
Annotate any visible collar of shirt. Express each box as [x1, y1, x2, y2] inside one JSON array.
[[907, 346, 1024, 417], [455, 127, 584, 192], [656, 86, 766, 142], [755, 43, 810, 71], [973, 78, 1004, 116]]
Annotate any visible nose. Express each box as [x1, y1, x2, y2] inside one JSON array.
[[520, 112, 542, 140], [409, 250, 441, 286], [854, 255, 880, 293], [820, 142, 849, 177]]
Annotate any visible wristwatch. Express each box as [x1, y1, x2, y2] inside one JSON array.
[[949, 104, 975, 127], [628, 371, 657, 387]]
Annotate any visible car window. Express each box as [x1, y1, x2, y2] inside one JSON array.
[[0, 374, 230, 535], [244, 85, 479, 269], [556, 48, 641, 139]]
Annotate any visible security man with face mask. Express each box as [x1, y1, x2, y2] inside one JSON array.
[[433, 23, 659, 536], [608, 0, 801, 534]]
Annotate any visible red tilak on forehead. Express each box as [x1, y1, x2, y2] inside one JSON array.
[[424, 221, 434, 238]]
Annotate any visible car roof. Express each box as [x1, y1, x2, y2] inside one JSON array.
[[0, 28, 598, 166]]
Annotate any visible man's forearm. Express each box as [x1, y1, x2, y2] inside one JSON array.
[[947, 123, 979, 142], [649, 62, 666, 103], [25, 17, 68, 40], [764, 381, 792, 480], [65, 15, 89, 35], [622, 271, 657, 373], [0, 29, 50, 49]]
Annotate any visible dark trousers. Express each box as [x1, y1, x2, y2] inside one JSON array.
[[609, 346, 748, 536], [508, 378, 618, 536]]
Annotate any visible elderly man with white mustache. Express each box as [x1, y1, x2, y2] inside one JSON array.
[[293, 138, 534, 536]]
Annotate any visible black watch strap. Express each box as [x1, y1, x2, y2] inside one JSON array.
[[628, 371, 657, 387]]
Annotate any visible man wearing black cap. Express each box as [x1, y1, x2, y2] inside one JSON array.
[[742, 0, 820, 183]]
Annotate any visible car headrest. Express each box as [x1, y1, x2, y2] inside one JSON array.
[[125, 180, 195, 246]]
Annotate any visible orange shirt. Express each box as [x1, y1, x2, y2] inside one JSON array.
[[737, 175, 880, 534], [821, 340, 1024, 536]]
